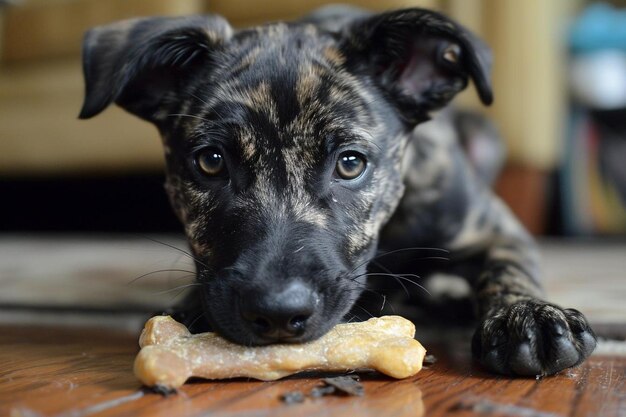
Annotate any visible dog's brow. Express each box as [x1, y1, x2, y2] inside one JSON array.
[[225, 46, 262, 78], [325, 131, 382, 153], [188, 119, 240, 143]]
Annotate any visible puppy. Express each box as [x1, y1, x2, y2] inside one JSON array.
[[79, 6, 596, 376]]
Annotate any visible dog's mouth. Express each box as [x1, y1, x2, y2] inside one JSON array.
[[194, 251, 370, 346], [199, 280, 359, 347], [205, 307, 335, 347], [247, 333, 309, 345]]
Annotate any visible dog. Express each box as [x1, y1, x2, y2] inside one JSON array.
[[79, 5, 596, 376]]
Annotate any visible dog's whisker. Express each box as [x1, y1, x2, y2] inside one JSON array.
[[352, 303, 375, 319], [127, 269, 196, 285], [186, 311, 207, 333], [138, 235, 211, 270], [351, 284, 389, 301], [388, 274, 410, 297], [350, 270, 423, 282], [366, 260, 411, 297], [389, 274, 431, 296], [345, 314, 359, 324], [167, 113, 212, 122], [351, 271, 409, 297], [353, 272, 423, 279], [351, 246, 449, 274], [354, 272, 431, 297], [352, 283, 396, 314], [169, 286, 198, 302], [379, 294, 387, 313], [189, 91, 211, 107], [150, 282, 203, 296], [415, 256, 450, 262]]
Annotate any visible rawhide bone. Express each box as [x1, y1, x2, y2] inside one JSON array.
[[134, 315, 426, 389]]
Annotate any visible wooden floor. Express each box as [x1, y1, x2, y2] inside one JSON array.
[[1, 323, 624, 417], [1, 237, 626, 416]]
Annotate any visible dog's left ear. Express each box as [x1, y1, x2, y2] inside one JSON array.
[[79, 15, 232, 122], [341, 8, 492, 123]]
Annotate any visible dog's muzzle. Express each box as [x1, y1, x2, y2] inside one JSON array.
[[238, 281, 320, 343]]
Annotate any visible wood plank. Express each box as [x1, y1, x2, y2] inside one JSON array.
[[1, 323, 624, 417]]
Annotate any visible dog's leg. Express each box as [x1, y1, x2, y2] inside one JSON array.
[[449, 193, 597, 376]]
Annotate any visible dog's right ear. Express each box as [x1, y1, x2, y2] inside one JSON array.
[[79, 15, 232, 122]]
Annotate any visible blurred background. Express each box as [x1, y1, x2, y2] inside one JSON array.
[[1, 0, 626, 236]]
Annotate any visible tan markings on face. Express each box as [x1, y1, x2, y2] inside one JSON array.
[[289, 195, 329, 229], [344, 135, 405, 257], [296, 66, 322, 109], [248, 152, 278, 195], [282, 147, 306, 188], [164, 179, 189, 224], [229, 46, 262, 76], [345, 189, 380, 255], [185, 216, 213, 257], [183, 191, 218, 258], [240, 181, 328, 230], [238, 127, 258, 161], [166, 177, 216, 260], [188, 234, 213, 258], [327, 72, 380, 134], [288, 59, 377, 140], [233, 81, 279, 127], [165, 174, 217, 239]]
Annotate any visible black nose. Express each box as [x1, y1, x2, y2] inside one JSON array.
[[240, 281, 317, 341]]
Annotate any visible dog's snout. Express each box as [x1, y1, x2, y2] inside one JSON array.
[[240, 281, 317, 341]]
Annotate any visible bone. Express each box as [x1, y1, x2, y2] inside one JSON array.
[[134, 315, 427, 389]]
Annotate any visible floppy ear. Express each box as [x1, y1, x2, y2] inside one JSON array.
[[79, 15, 232, 122], [341, 8, 493, 124]]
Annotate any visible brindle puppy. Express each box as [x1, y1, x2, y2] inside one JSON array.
[[79, 6, 596, 376]]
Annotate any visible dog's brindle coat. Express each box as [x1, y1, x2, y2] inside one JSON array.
[[79, 7, 596, 376]]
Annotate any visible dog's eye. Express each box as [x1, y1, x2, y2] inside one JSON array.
[[196, 148, 225, 176], [336, 151, 366, 180]]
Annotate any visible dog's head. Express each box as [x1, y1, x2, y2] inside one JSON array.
[[80, 9, 491, 344]]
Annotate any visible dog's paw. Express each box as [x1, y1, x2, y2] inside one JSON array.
[[472, 300, 597, 376]]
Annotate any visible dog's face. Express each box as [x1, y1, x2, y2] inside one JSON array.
[[158, 25, 411, 344], [80, 10, 491, 344]]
